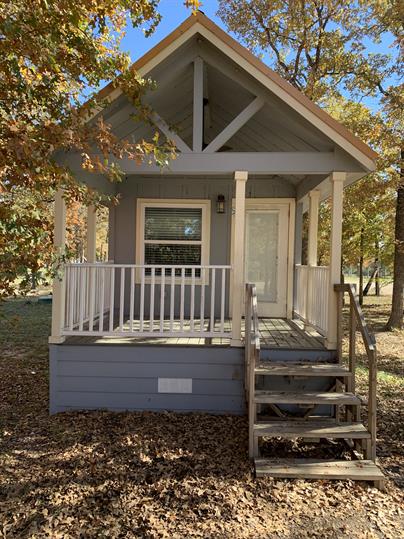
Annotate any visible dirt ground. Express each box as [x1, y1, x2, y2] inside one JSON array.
[[0, 296, 403, 538]]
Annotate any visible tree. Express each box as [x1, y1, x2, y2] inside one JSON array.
[[218, 0, 403, 327], [0, 0, 198, 298], [365, 2, 404, 330], [327, 97, 396, 303]]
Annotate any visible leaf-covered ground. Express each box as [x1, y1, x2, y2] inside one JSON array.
[[0, 297, 403, 538]]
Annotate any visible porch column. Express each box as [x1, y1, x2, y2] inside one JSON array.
[[231, 170, 248, 346], [326, 172, 345, 349], [307, 190, 320, 266], [294, 202, 303, 266], [49, 189, 66, 344], [305, 190, 320, 324], [86, 205, 97, 263], [293, 202, 303, 316]]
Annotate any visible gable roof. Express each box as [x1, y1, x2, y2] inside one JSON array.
[[94, 11, 377, 170]]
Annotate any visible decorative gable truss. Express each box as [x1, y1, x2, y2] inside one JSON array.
[[147, 55, 266, 156]]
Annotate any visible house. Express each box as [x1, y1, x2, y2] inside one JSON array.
[[49, 13, 384, 485]]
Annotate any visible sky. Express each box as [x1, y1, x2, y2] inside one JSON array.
[[120, 1, 221, 62]]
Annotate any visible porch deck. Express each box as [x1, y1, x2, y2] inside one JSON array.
[[64, 317, 325, 349]]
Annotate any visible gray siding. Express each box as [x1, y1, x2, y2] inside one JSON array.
[[50, 344, 245, 415], [112, 175, 295, 265]]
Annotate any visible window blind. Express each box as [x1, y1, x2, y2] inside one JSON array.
[[144, 207, 202, 241]]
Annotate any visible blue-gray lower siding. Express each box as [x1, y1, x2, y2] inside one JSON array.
[[49, 344, 245, 415]]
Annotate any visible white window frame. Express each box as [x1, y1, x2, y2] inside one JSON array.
[[135, 198, 211, 282]]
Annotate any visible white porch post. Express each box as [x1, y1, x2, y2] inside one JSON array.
[[305, 190, 320, 324], [86, 205, 97, 263], [231, 170, 248, 346], [307, 190, 320, 266], [49, 189, 66, 344], [326, 172, 345, 349], [293, 201, 303, 317], [294, 202, 303, 266]]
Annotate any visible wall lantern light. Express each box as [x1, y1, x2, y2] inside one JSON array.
[[216, 194, 225, 214]]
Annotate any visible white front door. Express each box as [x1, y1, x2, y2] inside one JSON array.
[[245, 201, 290, 317]]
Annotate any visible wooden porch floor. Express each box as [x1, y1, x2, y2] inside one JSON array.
[[64, 318, 325, 349]]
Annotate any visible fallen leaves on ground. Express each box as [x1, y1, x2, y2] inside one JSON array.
[[0, 298, 403, 538]]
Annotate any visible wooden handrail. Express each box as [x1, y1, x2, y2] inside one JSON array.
[[335, 283, 377, 461], [245, 283, 260, 458]]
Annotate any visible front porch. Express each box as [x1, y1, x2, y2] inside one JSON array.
[[57, 260, 330, 350], [63, 317, 325, 349]]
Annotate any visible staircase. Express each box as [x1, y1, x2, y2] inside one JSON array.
[[245, 284, 384, 488]]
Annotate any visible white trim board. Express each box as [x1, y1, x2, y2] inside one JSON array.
[[135, 198, 211, 283]]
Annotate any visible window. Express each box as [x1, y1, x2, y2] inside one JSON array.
[[136, 199, 210, 277]]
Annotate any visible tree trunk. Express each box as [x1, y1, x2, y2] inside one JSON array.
[[363, 266, 378, 296], [375, 240, 380, 296], [386, 149, 404, 330], [359, 227, 364, 306]]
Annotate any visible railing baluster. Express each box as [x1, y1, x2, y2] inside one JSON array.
[[140, 266, 145, 332], [69, 266, 75, 330], [94, 267, 100, 316], [89, 266, 96, 332], [220, 268, 226, 333], [160, 268, 165, 332], [99, 267, 105, 332], [190, 267, 195, 332], [79, 266, 85, 331], [210, 268, 216, 334], [87, 267, 90, 321], [109, 266, 115, 332], [62, 265, 68, 330], [119, 267, 125, 332], [150, 267, 155, 332], [200, 267, 205, 333], [180, 268, 185, 331], [129, 267, 135, 333], [170, 268, 175, 332]]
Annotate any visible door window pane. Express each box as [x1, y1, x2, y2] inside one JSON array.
[[246, 211, 279, 302]]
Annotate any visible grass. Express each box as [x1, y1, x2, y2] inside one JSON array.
[[0, 295, 403, 538]]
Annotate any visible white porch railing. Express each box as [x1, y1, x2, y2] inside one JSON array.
[[294, 264, 329, 335], [62, 263, 232, 338]]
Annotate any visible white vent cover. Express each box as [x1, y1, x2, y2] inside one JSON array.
[[158, 378, 192, 394]]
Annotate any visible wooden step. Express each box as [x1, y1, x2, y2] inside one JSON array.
[[254, 421, 370, 439], [255, 363, 352, 377], [255, 458, 384, 482], [254, 391, 360, 405]]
